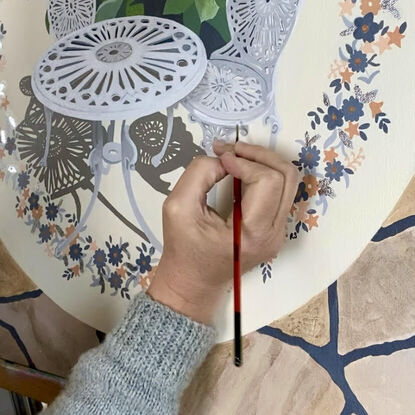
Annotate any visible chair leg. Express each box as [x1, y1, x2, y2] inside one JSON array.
[[264, 97, 279, 150], [40, 106, 53, 166], [121, 121, 163, 253], [151, 106, 174, 167], [264, 110, 279, 151], [55, 121, 104, 257]]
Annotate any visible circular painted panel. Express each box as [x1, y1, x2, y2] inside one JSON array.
[[0, 0, 413, 342]]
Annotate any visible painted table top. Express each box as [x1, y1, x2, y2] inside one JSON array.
[[32, 16, 207, 120]]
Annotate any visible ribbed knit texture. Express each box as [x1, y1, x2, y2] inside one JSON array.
[[44, 292, 216, 414]]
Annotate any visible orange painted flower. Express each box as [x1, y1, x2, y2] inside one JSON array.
[[49, 223, 56, 235], [16, 206, 24, 218], [305, 214, 319, 230], [22, 188, 30, 200], [139, 275, 150, 290], [71, 265, 80, 277], [89, 240, 98, 251], [116, 266, 127, 279], [32, 205, 43, 220], [65, 224, 79, 245], [360, 0, 381, 15], [303, 175, 319, 197], [289, 203, 297, 217]]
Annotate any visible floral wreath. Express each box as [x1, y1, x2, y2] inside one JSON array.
[[0, 1, 408, 297]]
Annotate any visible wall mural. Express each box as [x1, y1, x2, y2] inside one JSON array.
[[0, 0, 413, 342]]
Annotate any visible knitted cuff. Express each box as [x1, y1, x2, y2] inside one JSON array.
[[106, 291, 216, 392]]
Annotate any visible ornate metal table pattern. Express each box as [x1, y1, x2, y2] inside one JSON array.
[[31, 16, 207, 256]]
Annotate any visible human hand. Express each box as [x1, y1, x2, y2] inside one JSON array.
[[147, 141, 299, 325]]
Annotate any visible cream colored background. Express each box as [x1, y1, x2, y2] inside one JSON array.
[[0, 0, 414, 341]]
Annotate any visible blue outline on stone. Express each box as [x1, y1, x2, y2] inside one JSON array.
[[0, 289, 42, 304], [258, 281, 415, 415], [0, 319, 36, 369], [371, 215, 415, 242]]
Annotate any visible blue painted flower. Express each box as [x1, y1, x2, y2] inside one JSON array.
[[325, 160, 345, 182], [17, 171, 30, 190], [93, 249, 107, 269], [46, 202, 59, 221], [298, 146, 320, 169], [109, 272, 122, 290], [353, 13, 380, 43], [294, 181, 309, 203], [342, 96, 364, 122], [136, 252, 152, 274], [5, 137, 16, 155], [323, 106, 344, 130], [348, 50, 368, 73], [28, 192, 40, 210], [69, 243, 83, 261], [39, 224, 52, 243], [108, 244, 123, 266]]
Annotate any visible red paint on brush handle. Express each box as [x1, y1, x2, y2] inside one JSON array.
[[233, 176, 242, 313]]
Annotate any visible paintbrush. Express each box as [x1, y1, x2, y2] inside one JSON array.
[[233, 125, 242, 367]]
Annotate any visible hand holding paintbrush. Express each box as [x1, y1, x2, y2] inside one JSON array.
[[148, 140, 299, 344]]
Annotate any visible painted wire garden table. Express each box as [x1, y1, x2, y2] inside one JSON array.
[[31, 16, 207, 255]]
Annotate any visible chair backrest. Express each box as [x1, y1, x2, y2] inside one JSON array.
[[212, 0, 301, 84], [48, 0, 96, 39]]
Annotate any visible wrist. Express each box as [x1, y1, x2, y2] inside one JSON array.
[[146, 269, 222, 326]]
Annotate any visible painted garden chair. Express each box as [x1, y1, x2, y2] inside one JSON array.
[[182, 0, 303, 152]]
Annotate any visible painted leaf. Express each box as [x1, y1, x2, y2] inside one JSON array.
[[308, 134, 320, 146], [207, 5, 230, 42], [96, 0, 124, 22], [339, 130, 353, 149], [45, 10, 50, 34], [183, 4, 201, 34], [195, 0, 219, 22], [340, 25, 355, 37], [163, 0, 194, 15], [126, 0, 144, 16]]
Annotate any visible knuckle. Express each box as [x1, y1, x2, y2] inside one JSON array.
[[189, 155, 209, 169], [162, 196, 181, 218]]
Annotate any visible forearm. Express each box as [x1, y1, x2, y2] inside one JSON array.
[[44, 292, 216, 414]]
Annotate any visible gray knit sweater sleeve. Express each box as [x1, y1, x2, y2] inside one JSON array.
[[44, 292, 216, 414]]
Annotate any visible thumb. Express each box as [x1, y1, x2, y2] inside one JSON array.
[[169, 156, 227, 210]]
